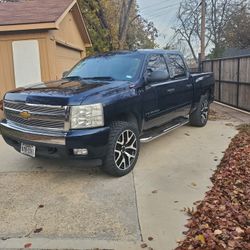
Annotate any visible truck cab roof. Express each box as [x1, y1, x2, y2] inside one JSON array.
[[89, 49, 183, 58]]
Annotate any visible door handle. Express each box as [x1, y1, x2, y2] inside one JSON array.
[[186, 84, 193, 88], [167, 88, 175, 93]]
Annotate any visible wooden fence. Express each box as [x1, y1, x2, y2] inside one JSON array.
[[202, 55, 250, 112]]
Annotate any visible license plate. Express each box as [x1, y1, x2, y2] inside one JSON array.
[[21, 143, 36, 157]]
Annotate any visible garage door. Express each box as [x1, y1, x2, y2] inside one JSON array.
[[56, 44, 81, 79]]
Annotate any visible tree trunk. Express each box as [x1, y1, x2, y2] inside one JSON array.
[[118, 0, 135, 49]]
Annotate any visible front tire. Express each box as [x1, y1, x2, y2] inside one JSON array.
[[102, 121, 140, 177], [190, 94, 209, 127]]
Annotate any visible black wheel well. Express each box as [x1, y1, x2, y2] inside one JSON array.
[[110, 112, 142, 131], [203, 88, 212, 101]]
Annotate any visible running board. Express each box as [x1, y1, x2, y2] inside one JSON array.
[[140, 120, 189, 143]]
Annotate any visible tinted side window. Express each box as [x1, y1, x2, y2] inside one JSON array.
[[167, 54, 186, 79], [147, 55, 168, 72]]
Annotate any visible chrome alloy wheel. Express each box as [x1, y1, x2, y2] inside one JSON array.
[[114, 129, 137, 170], [201, 99, 209, 123]]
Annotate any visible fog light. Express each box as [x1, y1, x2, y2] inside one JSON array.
[[73, 148, 88, 156]]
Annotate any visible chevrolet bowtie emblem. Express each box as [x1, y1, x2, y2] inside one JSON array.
[[20, 111, 31, 120]]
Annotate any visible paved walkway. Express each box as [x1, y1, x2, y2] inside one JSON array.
[[0, 104, 248, 250]]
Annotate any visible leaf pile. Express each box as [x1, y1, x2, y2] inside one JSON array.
[[176, 124, 250, 250]]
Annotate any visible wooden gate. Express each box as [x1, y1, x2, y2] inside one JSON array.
[[202, 55, 250, 112]]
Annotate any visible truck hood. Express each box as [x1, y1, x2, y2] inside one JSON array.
[[4, 78, 133, 106]]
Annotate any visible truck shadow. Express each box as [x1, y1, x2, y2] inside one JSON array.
[[21, 156, 109, 177]]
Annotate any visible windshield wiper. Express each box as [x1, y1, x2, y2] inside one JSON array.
[[82, 76, 115, 81]]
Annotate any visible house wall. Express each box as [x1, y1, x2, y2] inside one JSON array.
[[52, 11, 86, 52], [0, 31, 52, 99], [50, 11, 87, 79]]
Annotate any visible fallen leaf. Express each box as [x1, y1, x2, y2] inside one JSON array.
[[219, 205, 226, 211], [38, 205, 44, 208], [191, 182, 197, 187], [148, 236, 154, 241], [235, 227, 244, 234], [140, 243, 147, 248], [228, 240, 235, 248], [214, 229, 222, 235], [200, 224, 209, 229], [182, 207, 195, 216], [152, 190, 158, 194], [34, 227, 43, 233], [195, 234, 205, 244], [24, 243, 32, 248]]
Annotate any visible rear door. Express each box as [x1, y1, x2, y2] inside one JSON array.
[[163, 53, 193, 118]]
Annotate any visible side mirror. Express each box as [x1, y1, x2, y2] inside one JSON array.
[[147, 70, 170, 83], [62, 71, 69, 78]]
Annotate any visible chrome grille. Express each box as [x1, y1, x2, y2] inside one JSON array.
[[4, 100, 66, 130]]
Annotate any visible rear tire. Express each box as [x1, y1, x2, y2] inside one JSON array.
[[190, 94, 209, 127], [102, 121, 140, 177]]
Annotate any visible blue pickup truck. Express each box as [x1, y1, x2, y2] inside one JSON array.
[[0, 50, 214, 176]]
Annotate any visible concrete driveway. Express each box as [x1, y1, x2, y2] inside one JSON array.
[[0, 103, 249, 250]]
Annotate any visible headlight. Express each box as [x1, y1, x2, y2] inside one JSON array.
[[70, 103, 104, 129]]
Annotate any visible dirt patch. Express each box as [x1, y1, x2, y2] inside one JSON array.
[[209, 108, 229, 121], [176, 124, 250, 250]]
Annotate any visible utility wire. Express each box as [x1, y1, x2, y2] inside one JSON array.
[[139, 0, 172, 11], [142, 3, 180, 19], [140, 3, 179, 15]]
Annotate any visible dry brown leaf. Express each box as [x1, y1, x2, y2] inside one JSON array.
[[214, 229, 222, 235]]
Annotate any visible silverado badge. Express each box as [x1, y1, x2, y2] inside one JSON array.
[[20, 111, 31, 120]]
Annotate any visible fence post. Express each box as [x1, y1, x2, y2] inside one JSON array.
[[236, 58, 240, 108], [218, 59, 222, 102]]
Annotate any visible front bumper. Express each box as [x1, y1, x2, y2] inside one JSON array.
[[0, 120, 110, 159]]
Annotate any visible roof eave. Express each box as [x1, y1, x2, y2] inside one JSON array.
[[54, 0, 76, 27], [0, 0, 92, 47], [76, 2, 92, 47], [0, 22, 58, 32]]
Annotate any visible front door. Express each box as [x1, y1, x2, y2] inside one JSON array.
[[143, 54, 171, 130]]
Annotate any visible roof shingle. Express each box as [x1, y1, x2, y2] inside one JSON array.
[[0, 0, 75, 26]]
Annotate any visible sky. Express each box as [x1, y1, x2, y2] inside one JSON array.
[[137, 0, 182, 48]]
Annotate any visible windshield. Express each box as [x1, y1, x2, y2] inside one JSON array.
[[66, 53, 144, 81]]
